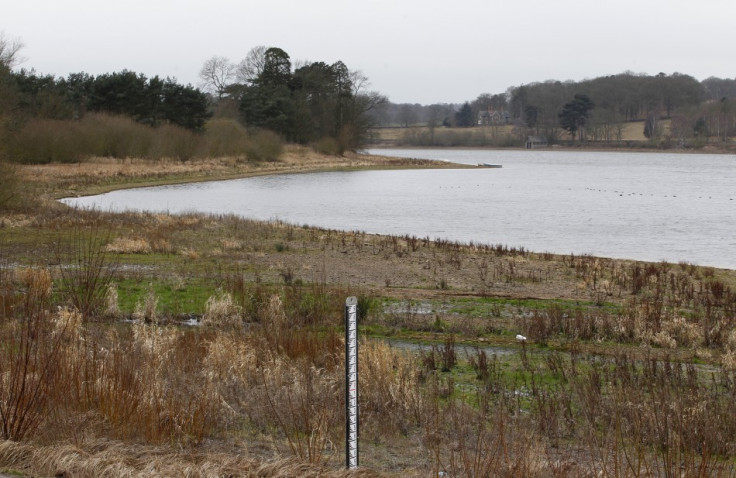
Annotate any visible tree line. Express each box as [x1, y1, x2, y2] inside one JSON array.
[[4, 69, 210, 132], [198, 47, 386, 153], [2, 36, 386, 160], [373, 72, 736, 144], [1, 31, 209, 130], [4, 28, 736, 151], [1, 33, 279, 166]]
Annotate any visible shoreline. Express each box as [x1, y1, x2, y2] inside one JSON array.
[[27, 146, 734, 272], [23, 144, 736, 204], [19, 147, 472, 200]]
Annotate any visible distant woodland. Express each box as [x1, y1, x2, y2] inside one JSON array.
[[369, 73, 736, 146], [0, 39, 385, 163], [3, 30, 736, 161]]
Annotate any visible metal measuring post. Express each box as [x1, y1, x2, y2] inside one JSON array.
[[345, 296, 359, 469]]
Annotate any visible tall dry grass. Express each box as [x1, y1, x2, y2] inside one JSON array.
[[0, 440, 386, 477], [503, 256, 736, 358], [1, 257, 395, 471], [0, 268, 60, 441], [3, 267, 736, 475], [3, 209, 736, 475]]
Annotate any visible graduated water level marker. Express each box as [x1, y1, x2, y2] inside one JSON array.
[[345, 296, 359, 469]]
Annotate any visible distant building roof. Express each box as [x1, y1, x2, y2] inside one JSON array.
[[525, 136, 548, 149]]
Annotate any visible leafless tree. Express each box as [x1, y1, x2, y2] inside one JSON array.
[[235, 45, 267, 85], [349, 69, 370, 96], [199, 55, 235, 99], [348, 68, 387, 112], [0, 32, 25, 69]]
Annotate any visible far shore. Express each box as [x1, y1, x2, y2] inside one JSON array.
[[366, 141, 736, 155]]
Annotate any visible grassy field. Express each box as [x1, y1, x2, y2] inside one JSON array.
[[371, 120, 664, 147], [1, 148, 736, 476]]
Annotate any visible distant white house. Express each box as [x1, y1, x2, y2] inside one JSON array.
[[478, 109, 511, 126]]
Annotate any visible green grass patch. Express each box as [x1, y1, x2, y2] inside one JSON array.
[[114, 277, 216, 318]]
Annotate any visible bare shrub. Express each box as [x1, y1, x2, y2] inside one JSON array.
[[0, 162, 31, 211], [5, 114, 150, 163], [312, 136, 340, 156], [201, 118, 251, 158], [423, 379, 548, 477], [85, 323, 219, 443], [55, 226, 118, 319], [260, 359, 340, 464], [446, 404, 539, 478], [148, 123, 199, 161], [4, 113, 237, 164], [0, 273, 67, 440], [203, 328, 342, 464], [245, 129, 283, 162], [5, 117, 83, 163]]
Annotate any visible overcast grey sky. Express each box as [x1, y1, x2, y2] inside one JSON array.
[[5, 0, 736, 105]]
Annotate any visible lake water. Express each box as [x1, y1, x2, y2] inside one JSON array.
[[61, 149, 736, 269]]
